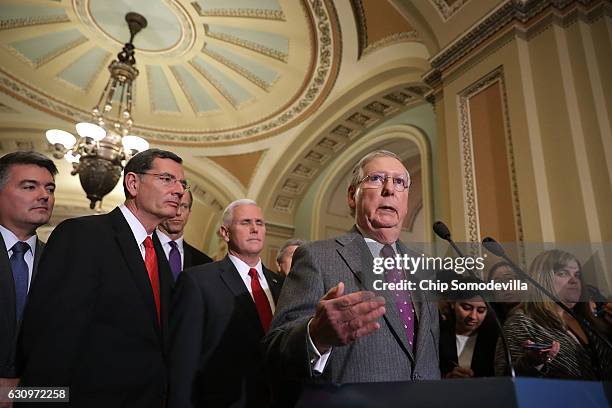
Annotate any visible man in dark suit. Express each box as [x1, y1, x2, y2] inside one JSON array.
[[169, 199, 283, 408], [18, 149, 187, 407], [0, 151, 57, 392], [157, 190, 212, 281], [263, 150, 440, 391]]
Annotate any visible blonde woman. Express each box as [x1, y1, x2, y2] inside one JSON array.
[[495, 250, 611, 379]]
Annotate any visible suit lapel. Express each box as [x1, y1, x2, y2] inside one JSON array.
[[109, 208, 161, 336], [218, 256, 264, 336], [0, 233, 16, 330], [336, 229, 414, 362], [32, 239, 44, 282], [262, 267, 283, 303], [183, 243, 193, 269]]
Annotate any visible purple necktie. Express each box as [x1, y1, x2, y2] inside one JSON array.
[[381, 244, 416, 349], [168, 241, 182, 281]]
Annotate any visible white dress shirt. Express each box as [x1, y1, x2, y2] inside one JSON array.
[[119, 204, 152, 260], [0, 224, 38, 291], [156, 229, 185, 267], [228, 254, 276, 313]]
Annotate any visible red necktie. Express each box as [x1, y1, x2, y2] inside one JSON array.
[[143, 236, 160, 323], [248, 268, 273, 332]]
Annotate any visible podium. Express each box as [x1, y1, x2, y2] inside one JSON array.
[[296, 378, 611, 408]]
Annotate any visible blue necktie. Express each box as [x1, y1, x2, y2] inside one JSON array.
[[10, 241, 30, 321], [168, 241, 182, 281]]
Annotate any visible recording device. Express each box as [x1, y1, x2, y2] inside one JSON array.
[[522, 343, 553, 351]]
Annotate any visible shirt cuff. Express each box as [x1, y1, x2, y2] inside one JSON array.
[[307, 319, 331, 375]]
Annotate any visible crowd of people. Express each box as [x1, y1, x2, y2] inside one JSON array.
[[1, 149, 611, 407]]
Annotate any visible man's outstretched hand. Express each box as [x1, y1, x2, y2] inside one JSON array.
[[310, 282, 386, 354]]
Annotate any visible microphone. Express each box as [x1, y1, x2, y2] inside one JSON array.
[[482, 237, 505, 257], [433, 221, 467, 260], [432, 221, 516, 377], [433, 221, 451, 240], [482, 237, 612, 351]]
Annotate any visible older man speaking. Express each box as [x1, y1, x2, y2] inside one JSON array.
[[263, 150, 440, 389]]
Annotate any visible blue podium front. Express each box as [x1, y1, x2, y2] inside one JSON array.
[[296, 378, 611, 408]]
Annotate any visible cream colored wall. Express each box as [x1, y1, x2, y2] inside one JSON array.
[[431, 8, 612, 288]]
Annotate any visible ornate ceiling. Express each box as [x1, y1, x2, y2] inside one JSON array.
[[0, 0, 340, 145]]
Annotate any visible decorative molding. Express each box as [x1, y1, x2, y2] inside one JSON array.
[[8, 36, 88, 68], [201, 44, 272, 91], [423, 0, 607, 88], [190, 184, 224, 211], [191, 3, 286, 21], [273, 196, 294, 213], [271, 83, 428, 215], [0, 0, 342, 145], [0, 14, 70, 31], [349, 0, 368, 58], [457, 67, 524, 251], [431, 0, 471, 21], [364, 100, 395, 116], [203, 25, 288, 63], [73, 0, 196, 57], [362, 31, 421, 57], [188, 60, 241, 109], [265, 222, 295, 238]]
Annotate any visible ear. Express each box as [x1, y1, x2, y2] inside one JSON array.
[[347, 186, 356, 211], [219, 224, 230, 243], [124, 172, 139, 198]]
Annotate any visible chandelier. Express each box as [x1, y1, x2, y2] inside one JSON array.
[[46, 12, 149, 209]]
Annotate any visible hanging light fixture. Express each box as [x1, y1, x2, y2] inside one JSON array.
[[46, 12, 149, 209]]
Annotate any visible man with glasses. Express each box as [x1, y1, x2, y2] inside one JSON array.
[[157, 190, 212, 282], [263, 150, 440, 400], [19, 149, 185, 407]]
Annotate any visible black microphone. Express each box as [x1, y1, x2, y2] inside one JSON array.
[[482, 237, 505, 257], [432, 222, 516, 377], [482, 236, 612, 351], [433, 221, 466, 260], [433, 221, 451, 240]]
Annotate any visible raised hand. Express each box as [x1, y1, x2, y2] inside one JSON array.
[[310, 282, 386, 354]]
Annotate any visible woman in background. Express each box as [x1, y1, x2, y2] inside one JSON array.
[[495, 249, 612, 379]]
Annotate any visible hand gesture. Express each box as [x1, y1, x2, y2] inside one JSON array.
[[309, 282, 386, 354]]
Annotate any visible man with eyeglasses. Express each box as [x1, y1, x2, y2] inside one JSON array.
[[18, 149, 185, 407], [263, 150, 440, 402], [157, 190, 213, 281]]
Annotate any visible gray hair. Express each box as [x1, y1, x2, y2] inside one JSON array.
[[348, 150, 410, 191], [222, 198, 258, 226], [276, 238, 305, 263], [348, 150, 410, 216]]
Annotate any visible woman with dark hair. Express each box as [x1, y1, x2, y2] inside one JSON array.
[[439, 289, 498, 378], [495, 250, 612, 379]]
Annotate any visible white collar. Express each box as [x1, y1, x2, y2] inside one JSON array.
[[156, 229, 184, 247], [0, 224, 37, 254], [119, 204, 150, 245]]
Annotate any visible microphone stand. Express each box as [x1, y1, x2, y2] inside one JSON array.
[[482, 237, 612, 352], [432, 222, 516, 378]]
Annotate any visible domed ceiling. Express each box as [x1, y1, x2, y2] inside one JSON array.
[[0, 0, 340, 145]]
